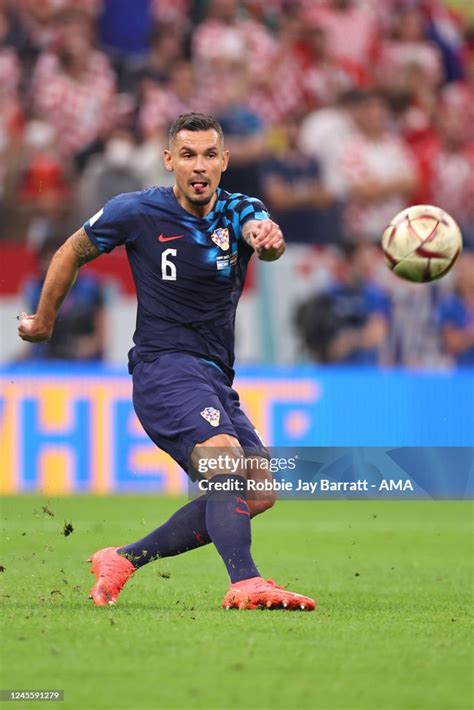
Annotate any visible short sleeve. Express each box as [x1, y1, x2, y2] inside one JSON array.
[[365, 286, 391, 318], [237, 196, 270, 228], [83, 192, 143, 253], [438, 296, 464, 329]]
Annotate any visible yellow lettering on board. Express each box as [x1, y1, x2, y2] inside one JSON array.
[[0, 383, 16, 493], [39, 450, 72, 494], [41, 388, 71, 428]]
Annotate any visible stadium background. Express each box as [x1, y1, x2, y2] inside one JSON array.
[[0, 0, 473, 494], [0, 5, 472, 710]]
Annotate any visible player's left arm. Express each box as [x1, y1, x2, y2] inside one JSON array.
[[241, 219, 285, 262]]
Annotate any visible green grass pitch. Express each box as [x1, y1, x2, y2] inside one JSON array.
[[0, 496, 472, 710]]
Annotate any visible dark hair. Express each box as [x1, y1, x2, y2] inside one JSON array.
[[338, 241, 376, 260], [169, 112, 224, 144]]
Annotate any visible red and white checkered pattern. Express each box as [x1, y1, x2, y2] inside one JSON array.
[[429, 146, 474, 231], [32, 50, 116, 155], [301, 59, 358, 110], [0, 48, 21, 98], [302, 1, 381, 77], [17, 0, 102, 49], [139, 83, 217, 137], [246, 49, 304, 125], [193, 18, 277, 80], [342, 132, 417, 241], [18, 0, 102, 16], [151, 0, 190, 26], [378, 40, 444, 88], [441, 82, 474, 142]]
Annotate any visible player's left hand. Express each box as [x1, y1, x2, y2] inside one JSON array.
[[252, 220, 284, 253]]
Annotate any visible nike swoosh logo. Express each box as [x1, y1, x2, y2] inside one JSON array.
[[158, 233, 185, 242]]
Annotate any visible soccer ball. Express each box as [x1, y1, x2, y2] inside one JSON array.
[[381, 204, 463, 283]]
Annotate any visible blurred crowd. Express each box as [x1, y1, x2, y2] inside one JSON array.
[[1, 0, 473, 366]]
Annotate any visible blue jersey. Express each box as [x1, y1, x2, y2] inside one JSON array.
[[84, 186, 269, 381], [438, 293, 474, 367], [25, 273, 104, 361], [324, 281, 391, 365]]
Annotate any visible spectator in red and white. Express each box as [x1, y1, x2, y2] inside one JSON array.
[[193, 1, 302, 127], [242, 5, 306, 126], [341, 90, 419, 242], [299, 89, 367, 200], [441, 38, 474, 143], [246, 49, 303, 126], [32, 9, 117, 168], [381, 56, 441, 180], [17, 0, 101, 52], [139, 61, 214, 139], [378, 7, 444, 91], [302, 0, 381, 82], [376, 10, 459, 185], [192, 0, 277, 86], [423, 103, 474, 249], [0, 8, 22, 140], [296, 24, 359, 111], [151, 0, 191, 29]]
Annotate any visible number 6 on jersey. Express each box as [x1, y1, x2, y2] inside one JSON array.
[[161, 248, 177, 281]]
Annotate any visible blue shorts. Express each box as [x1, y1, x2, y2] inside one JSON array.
[[132, 353, 265, 477]]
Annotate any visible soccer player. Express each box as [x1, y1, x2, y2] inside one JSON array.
[[18, 112, 316, 612]]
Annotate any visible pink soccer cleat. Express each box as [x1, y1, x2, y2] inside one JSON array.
[[222, 576, 316, 611], [89, 547, 136, 606]]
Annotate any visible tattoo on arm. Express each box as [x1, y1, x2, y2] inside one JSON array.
[[69, 227, 101, 266], [241, 222, 258, 250]]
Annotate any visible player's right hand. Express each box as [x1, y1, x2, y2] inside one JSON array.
[[17, 313, 52, 343]]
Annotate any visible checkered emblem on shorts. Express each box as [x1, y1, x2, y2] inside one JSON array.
[[200, 407, 221, 427]]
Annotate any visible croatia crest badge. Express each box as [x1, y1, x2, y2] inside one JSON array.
[[210, 227, 229, 251], [200, 407, 221, 427]]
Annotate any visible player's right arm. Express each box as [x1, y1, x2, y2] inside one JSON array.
[[18, 227, 100, 343]]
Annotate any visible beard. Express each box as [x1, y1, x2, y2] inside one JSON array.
[[186, 191, 214, 205]]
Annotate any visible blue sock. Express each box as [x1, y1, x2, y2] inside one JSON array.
[[205, 474, 260, 583], [117, 496, 210, 568]]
